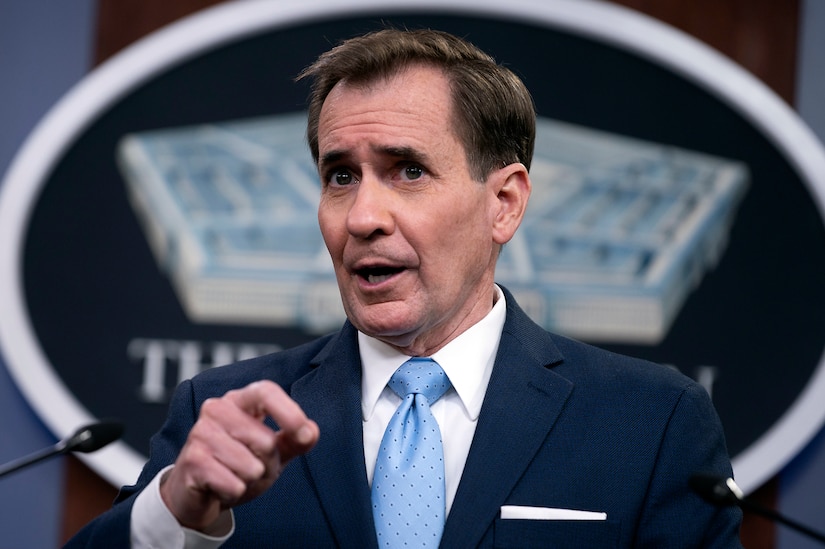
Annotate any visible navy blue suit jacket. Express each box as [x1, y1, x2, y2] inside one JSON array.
[[66, 288, 742, 547]]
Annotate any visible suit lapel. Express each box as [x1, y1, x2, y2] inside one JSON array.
[[287, 292, 572, 549], [290, 323, 379, 549], [441, 295, 573, 548]]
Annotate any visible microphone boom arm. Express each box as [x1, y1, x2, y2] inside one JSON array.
[[690, 473, 825, 545], [0, 420, 123, 479]]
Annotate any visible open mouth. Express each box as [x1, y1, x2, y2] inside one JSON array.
[[356, 266, 405, 284]]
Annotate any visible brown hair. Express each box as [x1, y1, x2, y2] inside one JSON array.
[[297, 28, 536, 181]]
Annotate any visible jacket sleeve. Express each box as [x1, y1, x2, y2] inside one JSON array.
[[635, 383, 743, 548]]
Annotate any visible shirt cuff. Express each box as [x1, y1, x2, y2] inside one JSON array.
[[131, 465, 235, 549]]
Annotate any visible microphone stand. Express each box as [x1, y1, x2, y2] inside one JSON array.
[[690, 473, 825, 545], [737, 497, 825, 544], [0, 420, 124, 479]]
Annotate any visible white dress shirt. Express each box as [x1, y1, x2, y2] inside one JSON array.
[[360, 286, 505, 513], [131, 287, 506, 548]]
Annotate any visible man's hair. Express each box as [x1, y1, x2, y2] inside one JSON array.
[[297, 28, 536, 181]]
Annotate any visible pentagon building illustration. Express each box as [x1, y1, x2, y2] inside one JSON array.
[[117, 112, 748, 344]]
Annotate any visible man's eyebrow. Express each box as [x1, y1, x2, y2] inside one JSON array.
[[319, 150, 347, 169], [319, 146, 430, 169], [375, 145, 429, 164]]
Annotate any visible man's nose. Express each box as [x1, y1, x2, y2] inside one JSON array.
[[345, 176, 395, 239]]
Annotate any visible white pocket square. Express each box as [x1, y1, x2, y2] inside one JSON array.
[[500, 505, 607, 521]]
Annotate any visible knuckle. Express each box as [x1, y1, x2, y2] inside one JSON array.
[[244, 459, 267, 482], [199, 397, 223, 416]]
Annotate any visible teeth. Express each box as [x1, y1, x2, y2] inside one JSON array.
[[367, 273, 393, 284]]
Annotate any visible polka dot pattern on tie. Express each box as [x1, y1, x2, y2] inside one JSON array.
[[372, 358, 451, 548]]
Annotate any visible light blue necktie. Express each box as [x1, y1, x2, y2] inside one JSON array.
[[372, 357, 451, 548]]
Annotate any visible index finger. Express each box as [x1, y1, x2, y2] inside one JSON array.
[[229, 380, 317, 445]]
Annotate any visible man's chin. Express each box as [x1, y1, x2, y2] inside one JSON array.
[[348, 307, 419, 345]]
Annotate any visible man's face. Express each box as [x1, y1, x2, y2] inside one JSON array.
[[316, 65, 508, 355]]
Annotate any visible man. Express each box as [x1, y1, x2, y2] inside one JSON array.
[[66, 28, 742, 548]]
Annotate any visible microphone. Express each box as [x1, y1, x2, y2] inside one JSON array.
[[690, 473, 825, 544], [0, 419, 124, 479]]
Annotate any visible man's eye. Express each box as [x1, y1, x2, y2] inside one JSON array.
[[402, 165, 424, 181], [329, 170, 356, 186]]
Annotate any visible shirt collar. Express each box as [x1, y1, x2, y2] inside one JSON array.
[[360, 286, 506, 421]]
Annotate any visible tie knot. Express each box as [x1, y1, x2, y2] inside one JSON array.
[[388, 358, 451, 405]]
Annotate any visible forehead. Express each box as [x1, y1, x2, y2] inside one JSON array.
[[317, 65, 458, 153]]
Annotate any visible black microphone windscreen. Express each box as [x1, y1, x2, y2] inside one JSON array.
[[689, 473, 740, 506], [67, 420, 125, 453]]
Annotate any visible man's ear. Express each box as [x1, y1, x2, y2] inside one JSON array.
[[491, 163, 531, 245]]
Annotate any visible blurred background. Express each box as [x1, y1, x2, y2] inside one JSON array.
[[1, 0, 823, 547]]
